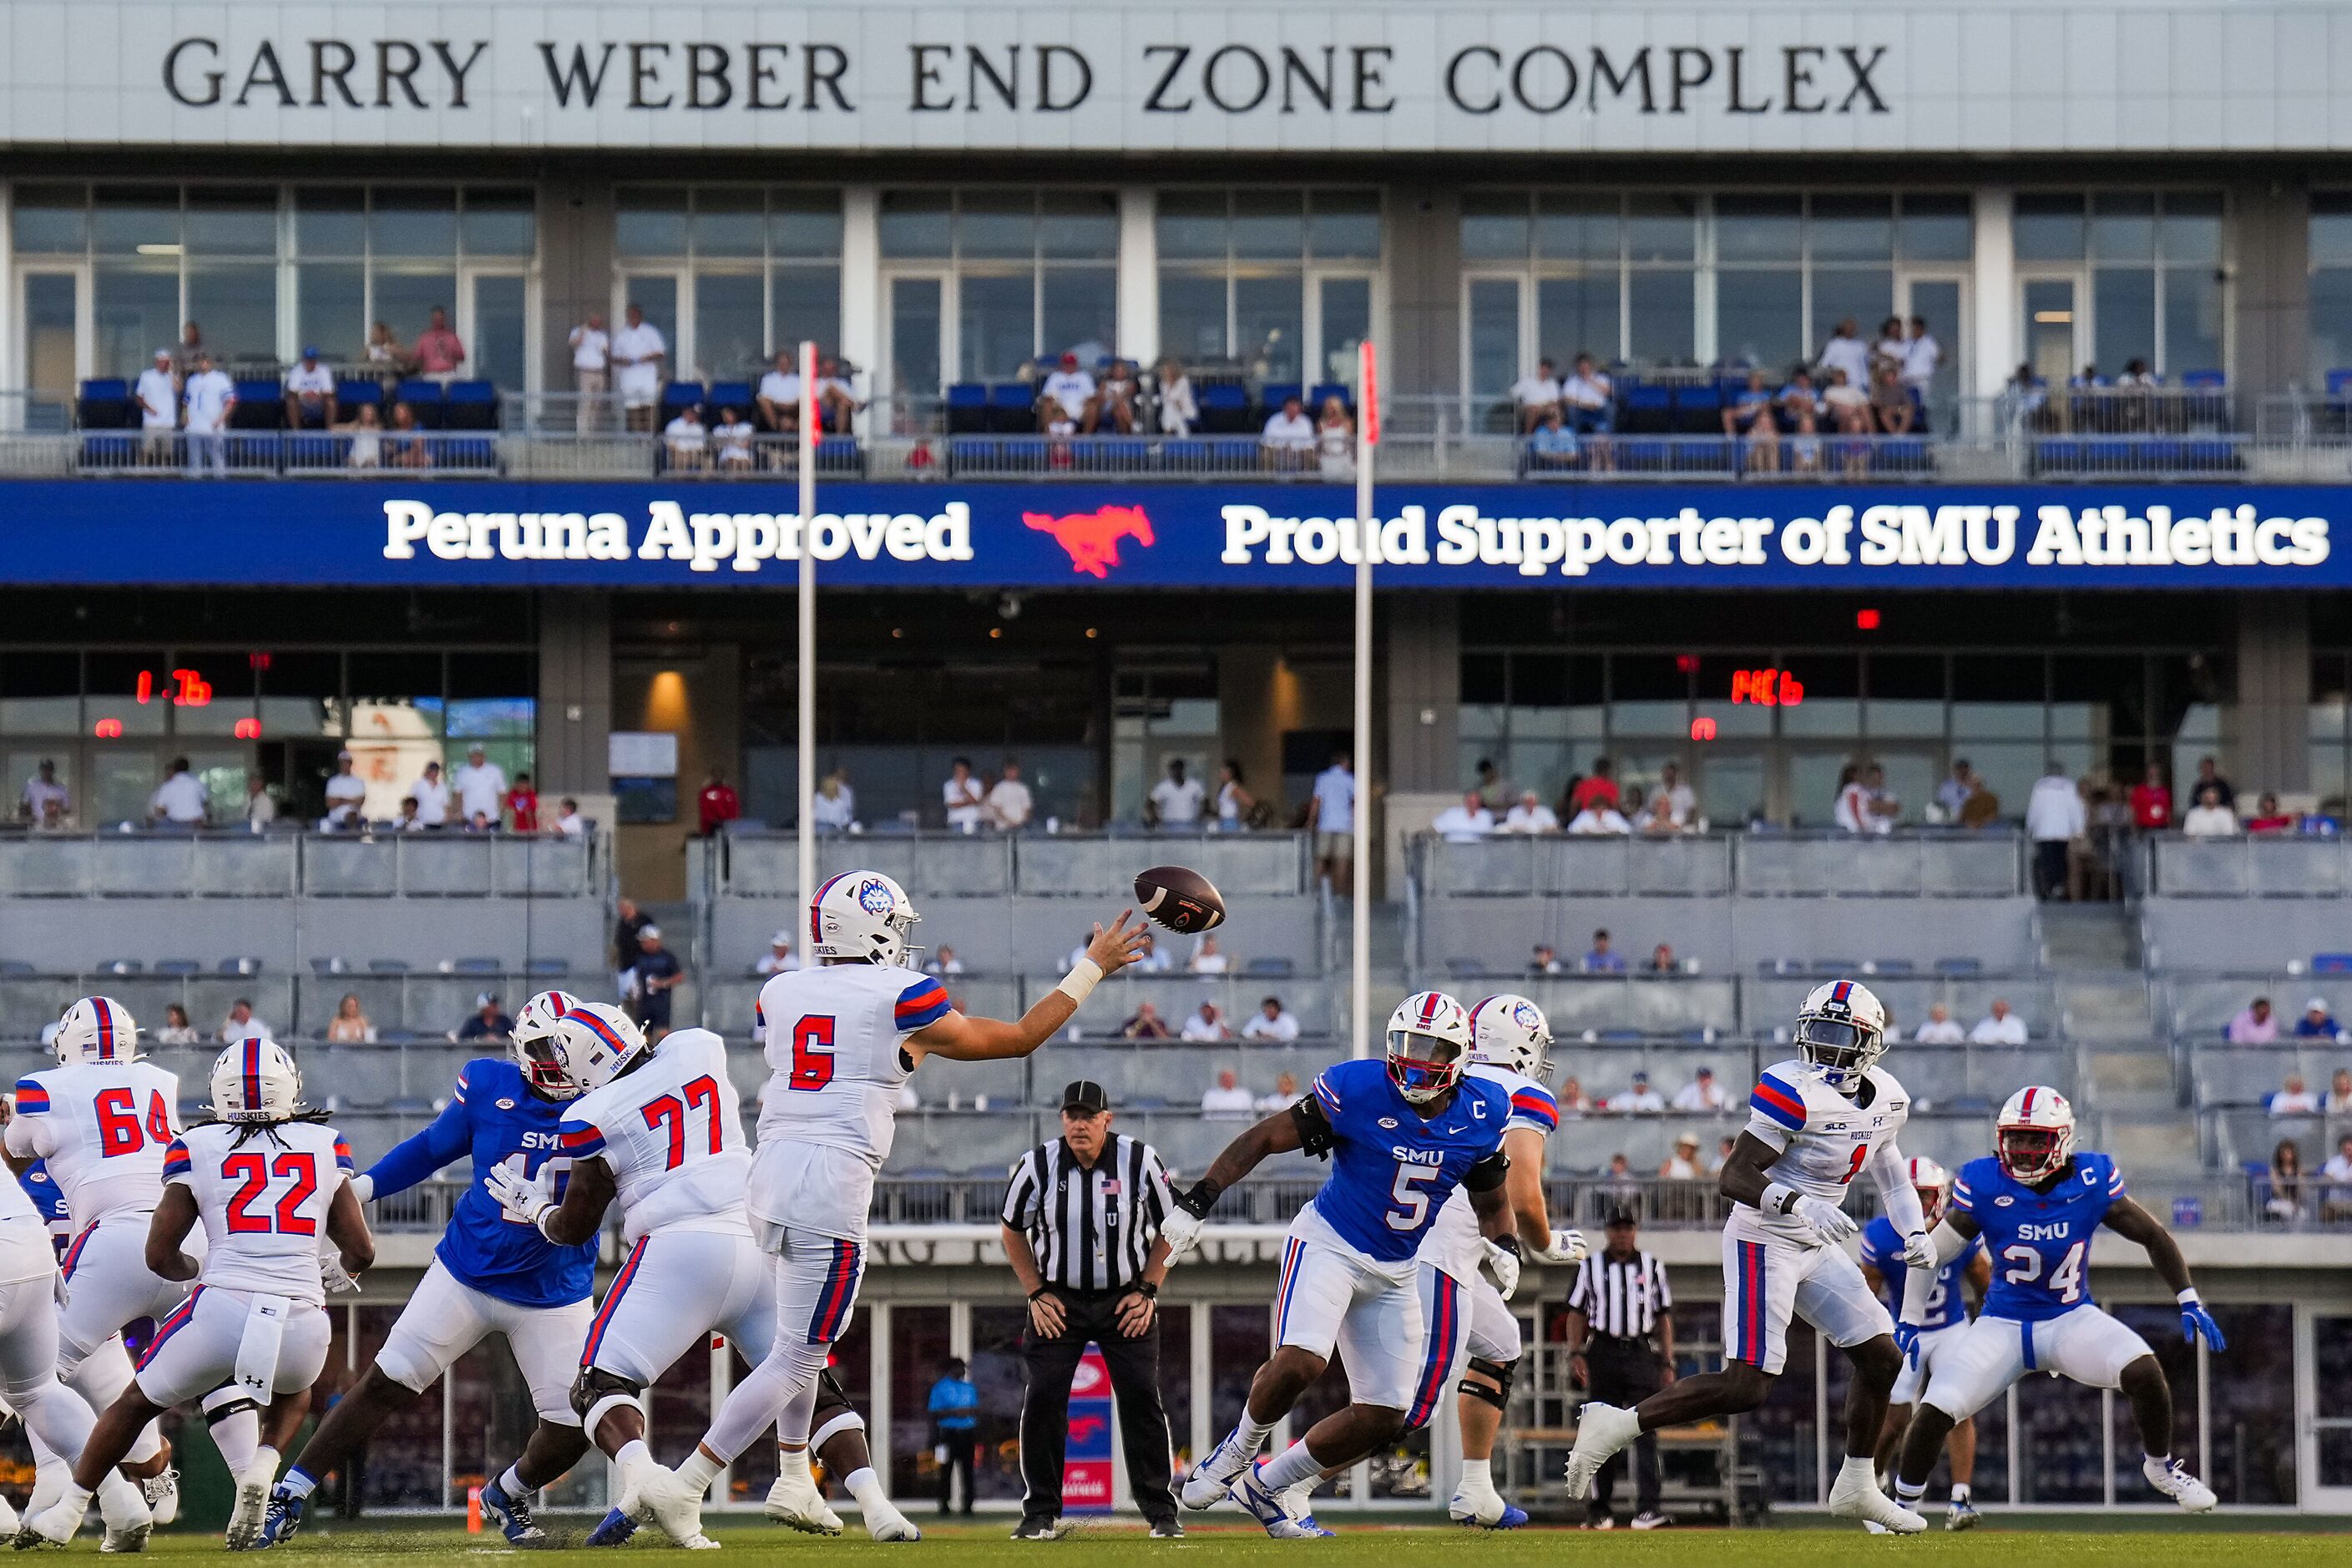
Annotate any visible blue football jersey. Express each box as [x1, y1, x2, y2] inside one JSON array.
[[362, 1058, 594, 1309], [1861, 1214, 1983, 1329], [17, 1161, 71, 1256], [1306, 1058, 1509, 1262], [1951, 1151, 2126, 1323]]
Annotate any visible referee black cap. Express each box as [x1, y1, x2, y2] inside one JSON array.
[[1604, 1206, 1639, 1227], [1061, 1079, 1110, 1114]]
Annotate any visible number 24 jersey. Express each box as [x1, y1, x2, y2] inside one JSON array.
[[559, 1027, 751, 1245], [1952, 1151, 2126, 1322]]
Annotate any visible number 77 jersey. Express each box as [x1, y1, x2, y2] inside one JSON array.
[[559, 1027, 751, 1246]]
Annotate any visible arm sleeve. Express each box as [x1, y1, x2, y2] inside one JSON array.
[[1001, 1152, 1039, 1229], [160, 1136, 192, 1188], [1461, 1149, 1510, 1193], [3, 1082, 52, 1159], [1743, 1069, 1805, 1152], [359, 1093, 473, 1201], [893, 977, 952, 1034], [1139, 1145, 1174, 1227], [1652, 1255, 1672, 1308], [1868, 1140, 1927, 1237]]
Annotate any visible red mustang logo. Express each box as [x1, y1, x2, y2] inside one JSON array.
[[1024, 504, 1155, 579]]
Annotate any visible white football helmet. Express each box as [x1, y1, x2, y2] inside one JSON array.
[[1995, 1085, 2076, 1183], [511, 989, 584, 1098], [210, 1036, 303, 1122], [543, 1004, 646, 1097], [1793, 979, 1889, 1094], [53, 996, 141, 1064], [1908, 1155, 1953, 1227], [811, 870, 921, 968], [1467, 994, 1553, 1080], [1385, 990, 1473, 1106]]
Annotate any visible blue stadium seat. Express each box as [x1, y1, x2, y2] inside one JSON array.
[[154, 959, 200, 976], [454, 957, 501, 974], [442, 379, 498, 432], [220, 957, 263, 975], [230, 381, 286, 430], [1196, 382, 1252, 434], [1258, 382, 1302, 417], [394, 380, 445, 430], [367, 959, 411, 974], [945, 382, 990, 434], [1672, 385, 1723, 434], [1308, 382, 1351, 413], [2312, 953, 2352, 974], [1242, 957, 1296, 978], [707, 382, 756, 421], [525, 958, 570, 977], [1619, 384, 1672, 434], [988, 382, 1034, 433], [310, 957, 350, 975], [336, 379, 382, 410], [1934, 958, 1983, 976], [77, 379, 136, 431]]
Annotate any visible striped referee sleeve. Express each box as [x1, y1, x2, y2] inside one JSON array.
[[1651, 1253, 1673, 1309], [1137, 1141, 1174, 1229], [1002, 1147, 1044, 1228]]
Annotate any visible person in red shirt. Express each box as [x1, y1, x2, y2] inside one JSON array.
[[2128, 761, 2172, 831], [1568, 756, 1621, 815], [2244, 792, 2295, 834], [698, 771, 741, 836], [508, 771, 539, 832]]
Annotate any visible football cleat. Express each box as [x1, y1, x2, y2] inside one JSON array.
[[761, 1469, 842, 1535], [252, 1489, 305, 1551], [1179, 1437, 1256, 1510], [478, 1473, 546, 1545], [1009, 1516, 1073, 1540], [2142, 1456, 2216, 1513], [139, 1471, 180, 1528], [635, 1467, 712, 1548], [16, 1495, 83, 1549], [1447, 1481, 1525, 1529], [864, 1501, 922, 1542], [1630, 1510, 1669, 1530], [1147, 1520, 1185, 1539], [584, 1508, 638, 1547], [1827, 1464, 1925, 1534], [1232, 1469, 1328, 1540], [1945, 1497, 1981, 1531]]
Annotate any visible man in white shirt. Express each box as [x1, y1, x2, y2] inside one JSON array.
[[1935, 760, 1977, 822], [1668, 1066, 1725, 1112], [321, 750, 368, 829], [148, 756, 208, 826], [452, 745, 508, 826], [756, 348, 804, 436], [1911, 1003, 1966, 1044], [2025, 761, 2086, 899], [2269, 1074, 2319, 1115], [1189, 936, 1230, 974], [410, 761, 453, 827], [1150, 759, 1206, 827], [755, 932, 801, 976], [217, 998, 272, 1042], [943, 757, 985, 832], [1181, 1004, 1231, 1043], [135, 347, 179, 466], [283, 346, 338, 430], [1260, 396, 1316, 469], [1817, 316, 1872, 395], [986, 758, 1034, 831], [1902, 316, 1942, 394], [1308, 752, 1356, 898], [1969, 999, 2029, 1044], [926, 946, 966, 976], [554, 797, 586, 837], [664, 405, 709, 471], [1504, 790, 1560, 834], [611, 303, 667, 431], [1240, 997, 1301, 1043], [181, 351, 235, 476], [1654, 761, 1697, 827], [570, 312, 610, 431], [1512, 358, 1563, 432], [1432, 791, 1496, 842], [1567, 802, 1631, 835], [1254, 1071, 1302, 1115], [245, 775, 277, 827], [21, 759, 68, 827], [1610, 1072, 1665, 1114], [1560, 353, 1616, 433], [1201, 1069, 1254, 1118], [1038, 352, 1097, 433]]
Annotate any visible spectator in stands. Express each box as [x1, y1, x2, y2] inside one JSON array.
[[508, 772, 539, 832], [1570, 758, 1621, 816], [1659, 1132, 1704, 1180], [1646, 943, 1679, 974], [2026, 761, 2086, 898], [1822, 364, 1872, 435], [2296, 998, 2344, 1041], [756, 932, 800, 976], [2245, 792, 2294, 834], [943, 757, 986, 832], [1582, 929, 1626, 974], [2323, 1135, 2352, 1222], [1308, 751, 1356, 898], [2182, 784, 2236, 837], [181, 351, 235, 478], [1722, 369, 1780, 473], [925, 947, 965, 977], [148, 756, 208, 827], [756, 349, 804, 435], [1913, 1004, 1966, 1044], [2328, 1069, 2352, 1113], [1260, 394, 1317, 470], [1834, 762, 1899, 834], [693, 771, 739, 838], [988, 757, 1035, 831], [218, 999, 273, 1042], [1201, 1069, 1255, 1120], [455, 992, 514, 1043], [2228, 995, 2279, 1044], [630, 927, 685, 1034], [1712, 1136, 1737, 1178], [135, 347, 180, 467], [1610, 1073, 1664, 1115], [1242, 997, 1301, 1043], [21, 759, 68, 827], [612, 303, 667, 432], [1131, 931, 1172, 974], [453, 746, 508, 829], [1557, 1077, 1590, 1115], [1567, 793, 1631, 834], [386, 401, 431, 469], [245, 776, 276, 829], [2130, 761, 2172, 832], [1214, 761, 1257, 832], [412, 306, 466, 383], [2270, 1074, 2319, 1115], [1256, 1071, 1302, 1115], [1653, 761, 1696, 829], [1189, 936, 1229, 975], [1777, 370, 1823, 473], [1434, 790, 1498, 842], [1525, 407, 1579, 470], [1153, 357, 1198, 436], [1869, 362, 1915, 436], [1149, 758, 1206, 828], [400, 760, 447, 828], [1513, 359, 1563, 432], [1670, 1068, 1723, 1112], [1181, 1002, 1232, 1044], [392, 796, 425, 832], [170, 321, 206, 377], [813, 356, 863, 430], [664, 403, 710, 470], [2193, 756, 2235, 809], [1970, 999, 2028, 1044], [1935, 760, 1977, 822], [612, 896, 653, 1000], [1903, 315, 1942, 397], [1036, 352, 1096, 435], [713, 407, 754, 470], [1315, 396, 1357, 483], [569, 313, 610, 429], [1959, 771, 2002, 829], [365, 321, 408, 382], [1818, 317, 1872, 393], [1120, 1001, 1172, 1041], [1625, 786, 1677, 837], [2266, 1139, 2305, 1222], [1562, 353, 1614, 441], [1530, 944, 1563, 976], [1095, 360, 1141, 435], [554, 797, 585, 837], [1871, 316, 1909, 377], [155, 1004, 200, 1046], [283, 347, 337, 430], [812, 767, 857, 832]]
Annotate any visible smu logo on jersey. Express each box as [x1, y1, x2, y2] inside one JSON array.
[[2017, 1221, 2072, 1241], [516, 1130, 563, 1151], [1391, 1146, 1445, 1166]]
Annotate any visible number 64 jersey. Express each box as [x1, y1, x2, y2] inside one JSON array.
[[558, 1028, 751, 1246]]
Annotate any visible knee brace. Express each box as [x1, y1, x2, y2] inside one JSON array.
[[201, 1384, 260, 1428], [570, 1367, 646, 1437], [1459, 1356, 1515, 1412]]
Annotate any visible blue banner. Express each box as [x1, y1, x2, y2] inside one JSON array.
[[8, 479, 2352, 589]]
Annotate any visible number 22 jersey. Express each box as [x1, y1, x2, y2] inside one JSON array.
[[1951, 1151, 2126, 1322], [163, 1120, 353, 1303], [1306, 1058, 1509, 1263]]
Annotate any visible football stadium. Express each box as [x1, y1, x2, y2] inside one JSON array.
[[0, 0, 2346, 1555]]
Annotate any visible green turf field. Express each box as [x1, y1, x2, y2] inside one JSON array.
[[69, 1518, 2351, 1564]]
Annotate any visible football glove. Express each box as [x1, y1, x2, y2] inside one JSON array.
[[1899, 1230, 1937, 1271], [1790, 1194, 1859, 1246], [1535, 1227, 1590, 1265], [1483, 1237, 1524, 1300], [319, 1246, 362, 1296], [1159, 1180, 1222, 1263], [2178, 1292, 2227, 1351], [486, 1161, 556, 1233], [1893, 1321, 1923, 1368]]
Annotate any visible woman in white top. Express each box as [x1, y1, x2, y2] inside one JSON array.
[[1315, 396, 1357, 481], [341, 404, 382, 469], [1154, 358, 1198, 435], [1215, 760, 1256, 832]]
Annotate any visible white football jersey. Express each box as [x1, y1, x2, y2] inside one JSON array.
[[164, 1120, 354, 1303], [1417, 1063, 1563, 1281], [1739, 1059, 1910, 1244], [560, 1027, 751, 1245], [7, 1061, 184, 1223], [753, 962, 949, 1168]]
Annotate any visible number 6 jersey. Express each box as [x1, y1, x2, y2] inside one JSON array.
[[558, 1026, 751, 1245], [163, 1120, 354, 1303], [752, 963, 949, 1167], [8, 1060, 185, 1223]]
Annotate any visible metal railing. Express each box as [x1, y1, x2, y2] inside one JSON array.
[[2140, 833, 2352, 898], [702, 828, 1310, 899], [1414, 829, 2027, 898], [0, 828, 600, 898]]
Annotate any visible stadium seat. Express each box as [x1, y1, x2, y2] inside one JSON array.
[[453, 957, 501, 974], [219, 957, 262, 975], [309, 957, 350, 975], [229, 381, 286, 430], [660, 382, 707, 417], [1620, 384, 1672, 434], [76, 379, 137, 431], [336, 378, 382, 411], [945, 382, 990, 434], [154, 959, 200, 976], [394, 381, 446, 429], [2312, 953, 2352, 974], [368, 959, 412, 974], [1242, 957, 1296, 978], [1308, 382, 1351, 413], [1196, 382, 1252, 434], [525, 958, 570, 976], [1934, 958, 1983, 976], [1671, 385, 1722, 434], [1258, 382, 1302, 417], [706, 382, 755, 422], [442, 379, 499, 432], [987, 382, 1035, 433]]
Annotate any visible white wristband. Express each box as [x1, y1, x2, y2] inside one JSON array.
[[2177, 1287, 2200, 1306], [1761, 1181, 1799, 1216], [1055, 956, 1105, 1006], [348, 1172, 373, 1204]]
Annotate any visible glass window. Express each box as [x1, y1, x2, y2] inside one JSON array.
[[183, 189, 276, 256], [1811, 269, 1894, 350], [1232, 191, 1304, 259], [1156, 192, 1227, 260], [1039, 191, 1117, 260], [93, 265, 182, 381], [372, 271, 457, 349], [1535, 276, 1618, 365], [1233, 274, 1303, 382], [1159, 271, 1226, 365], [1459, 194, 1530, 262], [958, 273, 1035, 382], [85, 652, 171, 737], [1897, 193, 1974, 261], [2091, 192, 2157, 261], [1626, 195, 1697, 263], [691, 190, 765, 258], [878, 191, 951, 258], [296, 265, 367, 363], [2165, 266, 2225, 374], [2093, 267, 2157, 370], [1717, 270, 1802, 367], [1308, 191, 1381, 260], [1809, 195, 1893, 261], [185, 265, 279, 369], [2161, 192, 2223, 266], [1042, 267, 1117, 365], [171, 652, 259, 738], [771, 266, 841, 357], [93, 188, 180, 255], [1715, 195, 1802, 262], [12, 184, 87, 253], [771, 193, 842, 258], [1535, 194, 1621, 262], [2014, 193, 2086, 261], [256, 650, 343, 737], [0, 652, 79, 734], [958, 192, 1035, 260], [2314, 192, 2352, 267], [615, 189, 689, 257], [370, 190, 457, 258], [693, 272, 766, 379], [460, 190, 535, 256], [1627, 270, 1696, 363], [293, 189, 367, 256]]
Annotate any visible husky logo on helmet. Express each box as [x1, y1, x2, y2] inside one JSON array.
[[857, 878, 895, 916], [1793, 978, 1889, 1095], [209, 1036, 303, 1122], [540, 1003, 646, 1097], [53, 996, 141, 1065], [811, 869, 923, 968], [1466, 993, 1554, 1080], [1995, 1085, 2076, 1183], [512, 989, 585, 1098], [1385, 990, 1474, 1106]]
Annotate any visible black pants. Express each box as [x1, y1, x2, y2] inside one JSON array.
[[935, 1431, 976, 1515], [1019, 1291, 1178, 1525], [1587, 1338, 1664, 1515], [2034, 838, 2069, 900]]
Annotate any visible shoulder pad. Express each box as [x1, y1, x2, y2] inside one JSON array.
[[1748, 1067, 1808, 1132]]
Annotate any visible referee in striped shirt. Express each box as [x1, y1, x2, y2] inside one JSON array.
[[1565, 1207, 1676, 1528], [1000, 1080, 1181, 1539]]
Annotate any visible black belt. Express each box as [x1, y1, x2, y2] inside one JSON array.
[[1039, 1284, 1136, 1299], [1589, 1333, 1656, 1347]]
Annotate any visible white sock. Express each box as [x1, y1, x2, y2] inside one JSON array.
[[1256, 1440, 1323, 1494], [677, 1450, 721, 1495], [1229, 1414, 1276, 1464], [211, 1411, 260, 1479], [776, 1446, 812, 1481], [53, 1483, 93, 1519], [498, 1465, 529, 1497], [615, 1439, 652, 1473], [845, 1468, 891, 1513], [97, 1473, 147, 1527], [1950, 1483, 1970, 1503], [1458, 1458, 1493, 1492], [245, 1445, 281, 1485], [281, 1469, 319, 1500]]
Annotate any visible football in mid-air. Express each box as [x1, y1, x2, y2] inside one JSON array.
[[1134, 865, 1226, 934]]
